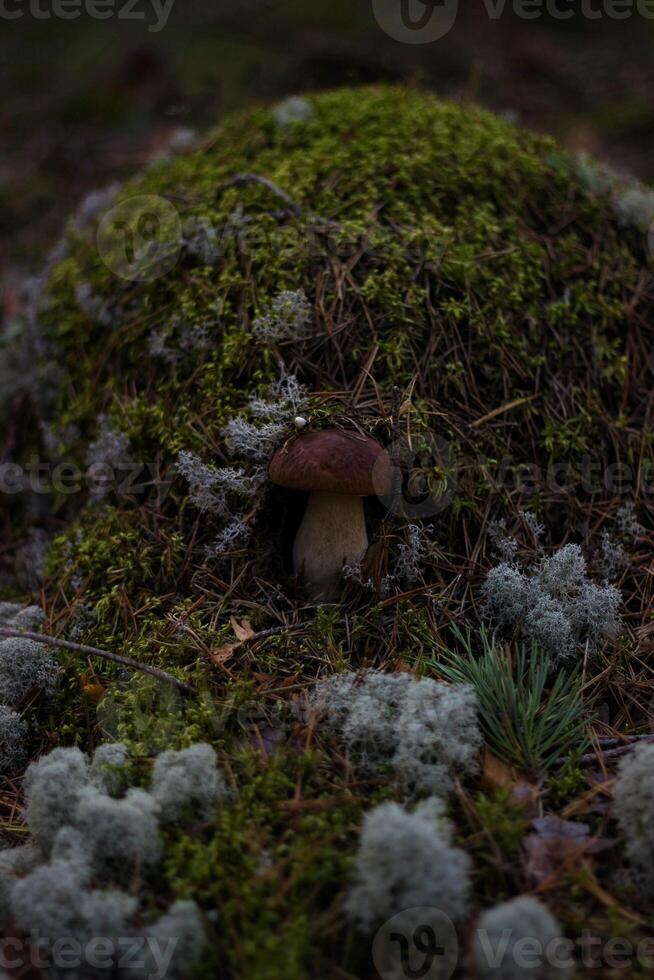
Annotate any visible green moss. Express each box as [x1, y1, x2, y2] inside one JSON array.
[[545, 754, 588, 809], [467, 788, 530, 900], [164, 747, 381, 980]]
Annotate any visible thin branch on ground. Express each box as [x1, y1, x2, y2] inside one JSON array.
[[0, 628, 196, 696], [556, 733, 654, 767]]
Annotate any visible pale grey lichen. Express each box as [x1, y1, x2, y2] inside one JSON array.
[[537, 545, 587, 599], [614, 743, 654, 896], [49, 826, 92, 884], [176, 450, 265, 559], [11, 861, 138, 959], [140, 900, 207, 979], [570, 581, 621, 640], [474, 896, 572, 978], [155, 126, 198, 161], [481, 543, 622, 659], [86, 415, 133, 498], [597, 530, 625, 582], [11, 861, 97, 937], [0, 602, 44, 631], [611, 180, 654, 231], [575, 155, 616, 197], [222, 366, 307, 464], [182, 215, 223, 266], [272, 96, 314, 127], [395, 524, 432, 585], [72, 786, 162, 885], [482, 564, 530, 630], [488, 519, 519, 561], [25, 747, 90, 853], [87, 415, 132, 472], [0, 636, 59, 706], [151, 743, 229, 825], [0, 705, 29, 774], [520, 510, 546, 543], [252, 289, 312, 344], [346, 798, 471, 933], [10, 742, 214, 975], [249, 369, 307, 420], [75, 282, 108, 323], [177, 452, 263, 516], [616, 502, 643, 542], [89, 742, 130, 796], [0, 843, 42, 923], [522, 593, 576, 660], [223, 417, 288, 462], [73, 182, 121, 234], [575, 155, 654, 231], [205, 516, 253, 557], [311, 671, 481, 795]]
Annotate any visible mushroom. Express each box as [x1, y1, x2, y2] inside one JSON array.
[[269, 429, 393, 601]]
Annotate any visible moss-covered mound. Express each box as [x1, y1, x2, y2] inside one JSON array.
[[3, 86, 654, 978], [34, 84, 652, 616]]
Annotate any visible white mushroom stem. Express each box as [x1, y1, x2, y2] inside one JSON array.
[[292, 491, 368, 601]]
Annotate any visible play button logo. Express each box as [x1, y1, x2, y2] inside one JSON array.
[[372, 0, 458, 43]]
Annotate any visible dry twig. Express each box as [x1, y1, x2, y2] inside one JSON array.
[[0, 627, 196, 696]]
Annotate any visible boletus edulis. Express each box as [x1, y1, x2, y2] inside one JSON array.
[[269, 429, 393, 601]]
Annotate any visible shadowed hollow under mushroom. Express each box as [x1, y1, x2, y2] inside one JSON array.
[[268, 429, 393, 601]]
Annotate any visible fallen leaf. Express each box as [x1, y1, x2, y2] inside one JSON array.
[[252, 672, 277, 686], [209, 618, 257, 664], [481, 749, 541, 815], [210, 644, 237, 665], [482, 749, 517, 791], [231, 617, 255, 642]]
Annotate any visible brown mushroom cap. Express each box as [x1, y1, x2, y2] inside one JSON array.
[[269, 429, 393, 496]]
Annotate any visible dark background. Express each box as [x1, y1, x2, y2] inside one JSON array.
[[2, 0, 654, 287]]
